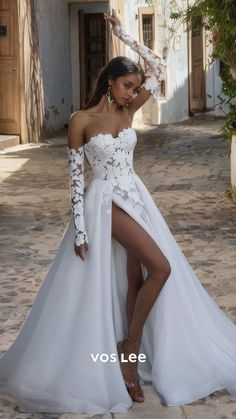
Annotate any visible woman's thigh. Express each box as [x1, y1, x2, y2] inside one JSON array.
[[111, 202, 171, 276]]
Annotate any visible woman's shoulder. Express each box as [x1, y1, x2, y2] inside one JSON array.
[[69, 108, 100, 126], [68, 111, 91, 148], [69, 110, 90, 125]]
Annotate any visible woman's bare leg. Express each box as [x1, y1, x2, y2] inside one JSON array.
[[126, 250, 144, 331], [112, 203, 171, 400], [124, 251, 145, 402], [112, 203, 171, 344]]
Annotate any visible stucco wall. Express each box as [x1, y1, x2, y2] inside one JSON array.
[[157, 0, 189, 123], [34, 0, 225, 134], [34, 0, 72, 135], [205, 41, 223, 111], [123, 0, 224, 124], [123, 0, 189, 125]]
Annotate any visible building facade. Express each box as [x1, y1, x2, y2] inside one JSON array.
[[0, 0, 223, 141]]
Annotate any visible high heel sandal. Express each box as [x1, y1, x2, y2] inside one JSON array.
[[117, 341, 135, 390], [117, 341, 144, 402], [128, 368, 144, 403]]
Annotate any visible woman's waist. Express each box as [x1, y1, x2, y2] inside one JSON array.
[[91, 169, 136, 183]]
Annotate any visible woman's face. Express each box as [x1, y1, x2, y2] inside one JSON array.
[[109, 73, 142, 106]]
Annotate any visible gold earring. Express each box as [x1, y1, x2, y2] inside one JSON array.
[[105, 85, 114, 103]]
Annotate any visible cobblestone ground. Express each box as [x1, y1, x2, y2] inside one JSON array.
[[0, 114, 236, 419]]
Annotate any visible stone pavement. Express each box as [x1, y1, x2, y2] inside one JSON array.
[[0, 113, 236, 419]]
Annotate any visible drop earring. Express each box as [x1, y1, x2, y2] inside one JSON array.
[[105, 85, 114, 103]]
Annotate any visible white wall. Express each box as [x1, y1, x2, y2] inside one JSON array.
[[205, 41, 223, 111], [34, 0, 72, 135], [158, 0, 189, 123], [123, 0, 189, 125], [34, 0, 226, 134], [125, 0, 225, 124]]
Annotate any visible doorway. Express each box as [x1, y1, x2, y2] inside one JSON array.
[[0, 0, 20, 135], [79, 11, 106, 107], [189, 15, 205, 113]]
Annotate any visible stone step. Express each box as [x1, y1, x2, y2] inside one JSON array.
[[0, 135, 20, 150]]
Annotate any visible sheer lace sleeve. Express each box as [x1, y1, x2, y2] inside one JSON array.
[[112, 25, 167, 100], [68, 146, 88, 247]]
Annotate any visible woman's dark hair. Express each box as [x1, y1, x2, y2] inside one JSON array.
[[82, 56, 145, 110]]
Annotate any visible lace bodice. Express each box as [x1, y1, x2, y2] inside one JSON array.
[[84, 126, 146, 218], [68, 127, 147, 247], [84, 127, 136, 181]]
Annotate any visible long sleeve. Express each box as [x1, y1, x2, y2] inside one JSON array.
[[112, 25, 167, 100], [68, 145, 88, 247]]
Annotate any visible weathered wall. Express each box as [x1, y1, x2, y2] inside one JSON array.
[[123, 0, 189, 125], [205, 41, 222, 111], [34, 0, 72, 135], [124, 0, 223, 124], [156, 0, 189, 124], [34, 0, 225, 134]]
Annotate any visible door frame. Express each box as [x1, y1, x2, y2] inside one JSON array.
[[69, 2, 108, 112], [188, 16, 206, 114], [0, 0, 21, 136]]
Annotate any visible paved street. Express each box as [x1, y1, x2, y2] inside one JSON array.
[[0, 113, 236, 418]]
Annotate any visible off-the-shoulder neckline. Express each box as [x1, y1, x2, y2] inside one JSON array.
[[84, 127, 135, 147]]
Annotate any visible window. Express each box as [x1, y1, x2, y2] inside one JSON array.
[[142, 15, 154, 50], [139, 7, 166, 98], [138, 7, 154, 49]]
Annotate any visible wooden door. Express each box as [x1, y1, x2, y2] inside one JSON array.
[[189, 16, 205, 113], [0, 0, 20, 134], [79, 12, 106, 107]]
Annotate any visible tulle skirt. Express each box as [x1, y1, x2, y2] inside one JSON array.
[[0, 174, 236, 413]]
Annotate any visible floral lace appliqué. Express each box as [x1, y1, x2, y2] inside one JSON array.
[[68, 146, 88, 246], [84, 128, 147, 219], [112, 25, 167, 100]]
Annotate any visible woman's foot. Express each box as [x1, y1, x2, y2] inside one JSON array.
[[117, 341, 135, 389], [117, 338, 144, 402], [129, 368, 144, 403]]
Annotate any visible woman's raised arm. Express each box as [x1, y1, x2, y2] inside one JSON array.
[[104, 9, 167, 114]]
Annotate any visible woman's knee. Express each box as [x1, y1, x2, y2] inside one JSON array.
[[149, 258, 171, 284]]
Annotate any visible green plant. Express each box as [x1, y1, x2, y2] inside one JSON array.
[[170, 0, 236, 138], [215, 62, 236, 139], [225, 186, 236, 201]]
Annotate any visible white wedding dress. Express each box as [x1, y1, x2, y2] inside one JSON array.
[[0, 125, 236, 414], [0, 25, 236, 415]]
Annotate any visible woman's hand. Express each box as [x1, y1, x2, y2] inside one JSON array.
[[104, 8, 121, 28], [74, 242, 88, 261]]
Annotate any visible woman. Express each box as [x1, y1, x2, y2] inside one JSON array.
[[0, 9, 236, 415], [68, 10, 169, 404]]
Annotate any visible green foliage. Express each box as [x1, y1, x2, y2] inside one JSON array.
[[170, 0, 236, 139], [218, 63, 236, 139], [221, 105, 236, 139], [225, 185, 236, 202]]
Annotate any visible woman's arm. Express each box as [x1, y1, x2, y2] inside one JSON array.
[[105, 9, 167, 114]]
